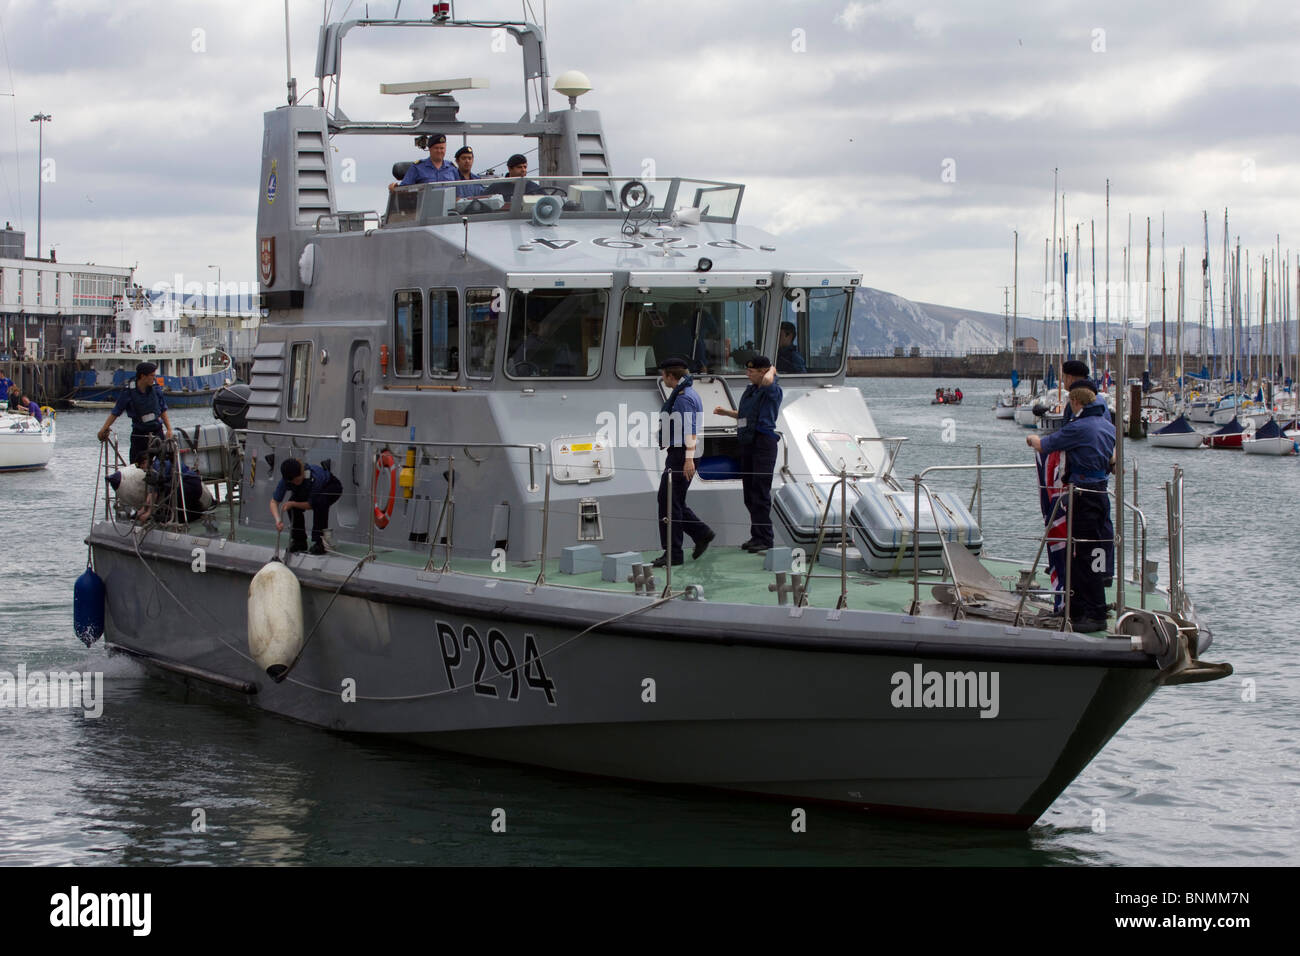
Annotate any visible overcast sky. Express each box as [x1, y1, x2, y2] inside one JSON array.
[[2, 0, 1298, 321]]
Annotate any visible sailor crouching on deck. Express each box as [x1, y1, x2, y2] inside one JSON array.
[[653, 357, 715, 568], [97, 361, 173, 466], [270, 459, 343, 555], [714, 355, 781, 553], [1027, 384, 1116, 634]]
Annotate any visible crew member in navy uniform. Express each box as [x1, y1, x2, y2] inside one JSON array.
[[776, 321, 807, 373], [1057, 359, 1114, 583], [389, 133, 460, 192], [1027, 384, 1116, 633], [137, 459, 211, 525], [652, 356, 714, 568], [270, 459, 343, 555], [97, 361, 173, 466], [1060, 359, 1105, 424], [714, 355, 781, 552]]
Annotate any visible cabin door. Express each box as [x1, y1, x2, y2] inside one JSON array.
[[337, 339, 371, 528]]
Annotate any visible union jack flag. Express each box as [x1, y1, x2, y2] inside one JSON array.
[[1035, 447, 1069, 612]]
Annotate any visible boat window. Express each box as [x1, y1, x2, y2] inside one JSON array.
[[616, 288, 768, 377], [505, 289, 607, 378], [393, 289, 423, 377], [779, 287, 853, 374], [288, 341, 311, 420], [466, 288, 501, 380], [427, 289, 459, 377]]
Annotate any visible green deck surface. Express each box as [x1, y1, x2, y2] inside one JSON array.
[[215, 515, 1166, 626]]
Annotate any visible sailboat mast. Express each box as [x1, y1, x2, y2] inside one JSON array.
[[1200, 211, 1209, 381], [1104, 179, 1110, 365], [1144, 218, 1151, 374], [1091, 220, 1098, 372], [1013, 230, 1019, 384], [1051, 170, 1059, 375], [1043, 237, 1050, 386], [1161, 213, 1167, 380], [1176, 248, 1185, 391]]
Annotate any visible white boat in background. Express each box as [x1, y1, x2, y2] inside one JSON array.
[[994, 391, 1019, 419], [1148, 414, 1204, 449], [72, 292, 235, 408], [0, 408, 56, 471], [1242, 418, 1296, 456]]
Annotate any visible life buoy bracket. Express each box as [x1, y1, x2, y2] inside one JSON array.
[[373, 449, 397, 528]]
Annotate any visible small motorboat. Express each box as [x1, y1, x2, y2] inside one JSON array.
[[0, 408, 57, 471], [1148, 414, 1204, 449], [1205, 417, 1246, 449], [1242, 417, 1297, 456]]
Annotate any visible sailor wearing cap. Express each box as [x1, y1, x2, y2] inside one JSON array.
[[453, 146, 485, 198], [389, 133, 461, 192], [486, 153, 544, 197], [1060, 359, 1104, 425], [1027, 384, 1116, 633], [97, 361, 173, 466], [652, 356, 715, 567], [714, 356, 782, 552]]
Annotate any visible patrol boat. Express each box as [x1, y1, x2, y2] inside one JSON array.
[[82, 10, 1231, 827]]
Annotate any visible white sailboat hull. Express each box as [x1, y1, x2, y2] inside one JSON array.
[[1242, 436, 1296, 456], [1148, 431, 1205, 449], [0, 414, 56, 471]]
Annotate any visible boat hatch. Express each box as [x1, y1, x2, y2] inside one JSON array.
[[628, 271, 771, 289], [808, 431, 877, 477], [551, 435, 615, 483], [506, 273, 613, 291]]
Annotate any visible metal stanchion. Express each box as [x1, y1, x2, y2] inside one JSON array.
[[1063, 485, 1075, 631], [535, 470, 551, 586]]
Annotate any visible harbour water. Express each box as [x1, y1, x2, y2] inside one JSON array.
[[1, 380, 1296, 866]]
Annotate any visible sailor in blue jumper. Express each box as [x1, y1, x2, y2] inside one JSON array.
[[653, 356, 715, 568], [1058, 359, 1114, 582], [714, 355, 782, 551], [389, 133, 460, 193], [270, 459, 343, 555], [97, 361, 173, 466], [1028, 385, 1115, 633]]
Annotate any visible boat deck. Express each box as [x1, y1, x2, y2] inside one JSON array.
[[199, 514, 1167, 630]]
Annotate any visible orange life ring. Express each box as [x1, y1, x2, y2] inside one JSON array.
[[373, 449, 397, 528]]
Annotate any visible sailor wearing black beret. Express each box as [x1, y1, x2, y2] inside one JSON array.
[[651, 356, 714, 567], [714, 355, 782, 552], [391, 131, 459, 192], [97, 359, 173, 466]]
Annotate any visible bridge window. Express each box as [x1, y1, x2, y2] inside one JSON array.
[[779, 287, 853, 374], [427, 289, 459, 377], [393, 289, 423, 376], [466, 288, 500, 380], [617, 288, 768, 377], [505, 289, 607, 378]]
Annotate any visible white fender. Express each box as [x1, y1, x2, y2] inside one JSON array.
[[114, 465, 149, 510], [247, 561, 304, 679]]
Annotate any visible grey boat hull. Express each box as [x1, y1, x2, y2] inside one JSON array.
[[93, 526, 1163, 827]]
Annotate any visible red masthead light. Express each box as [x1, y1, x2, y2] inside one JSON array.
[[432, 2, 451, 20]]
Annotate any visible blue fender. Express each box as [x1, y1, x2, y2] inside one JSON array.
[[73, 566, 106, 647]]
